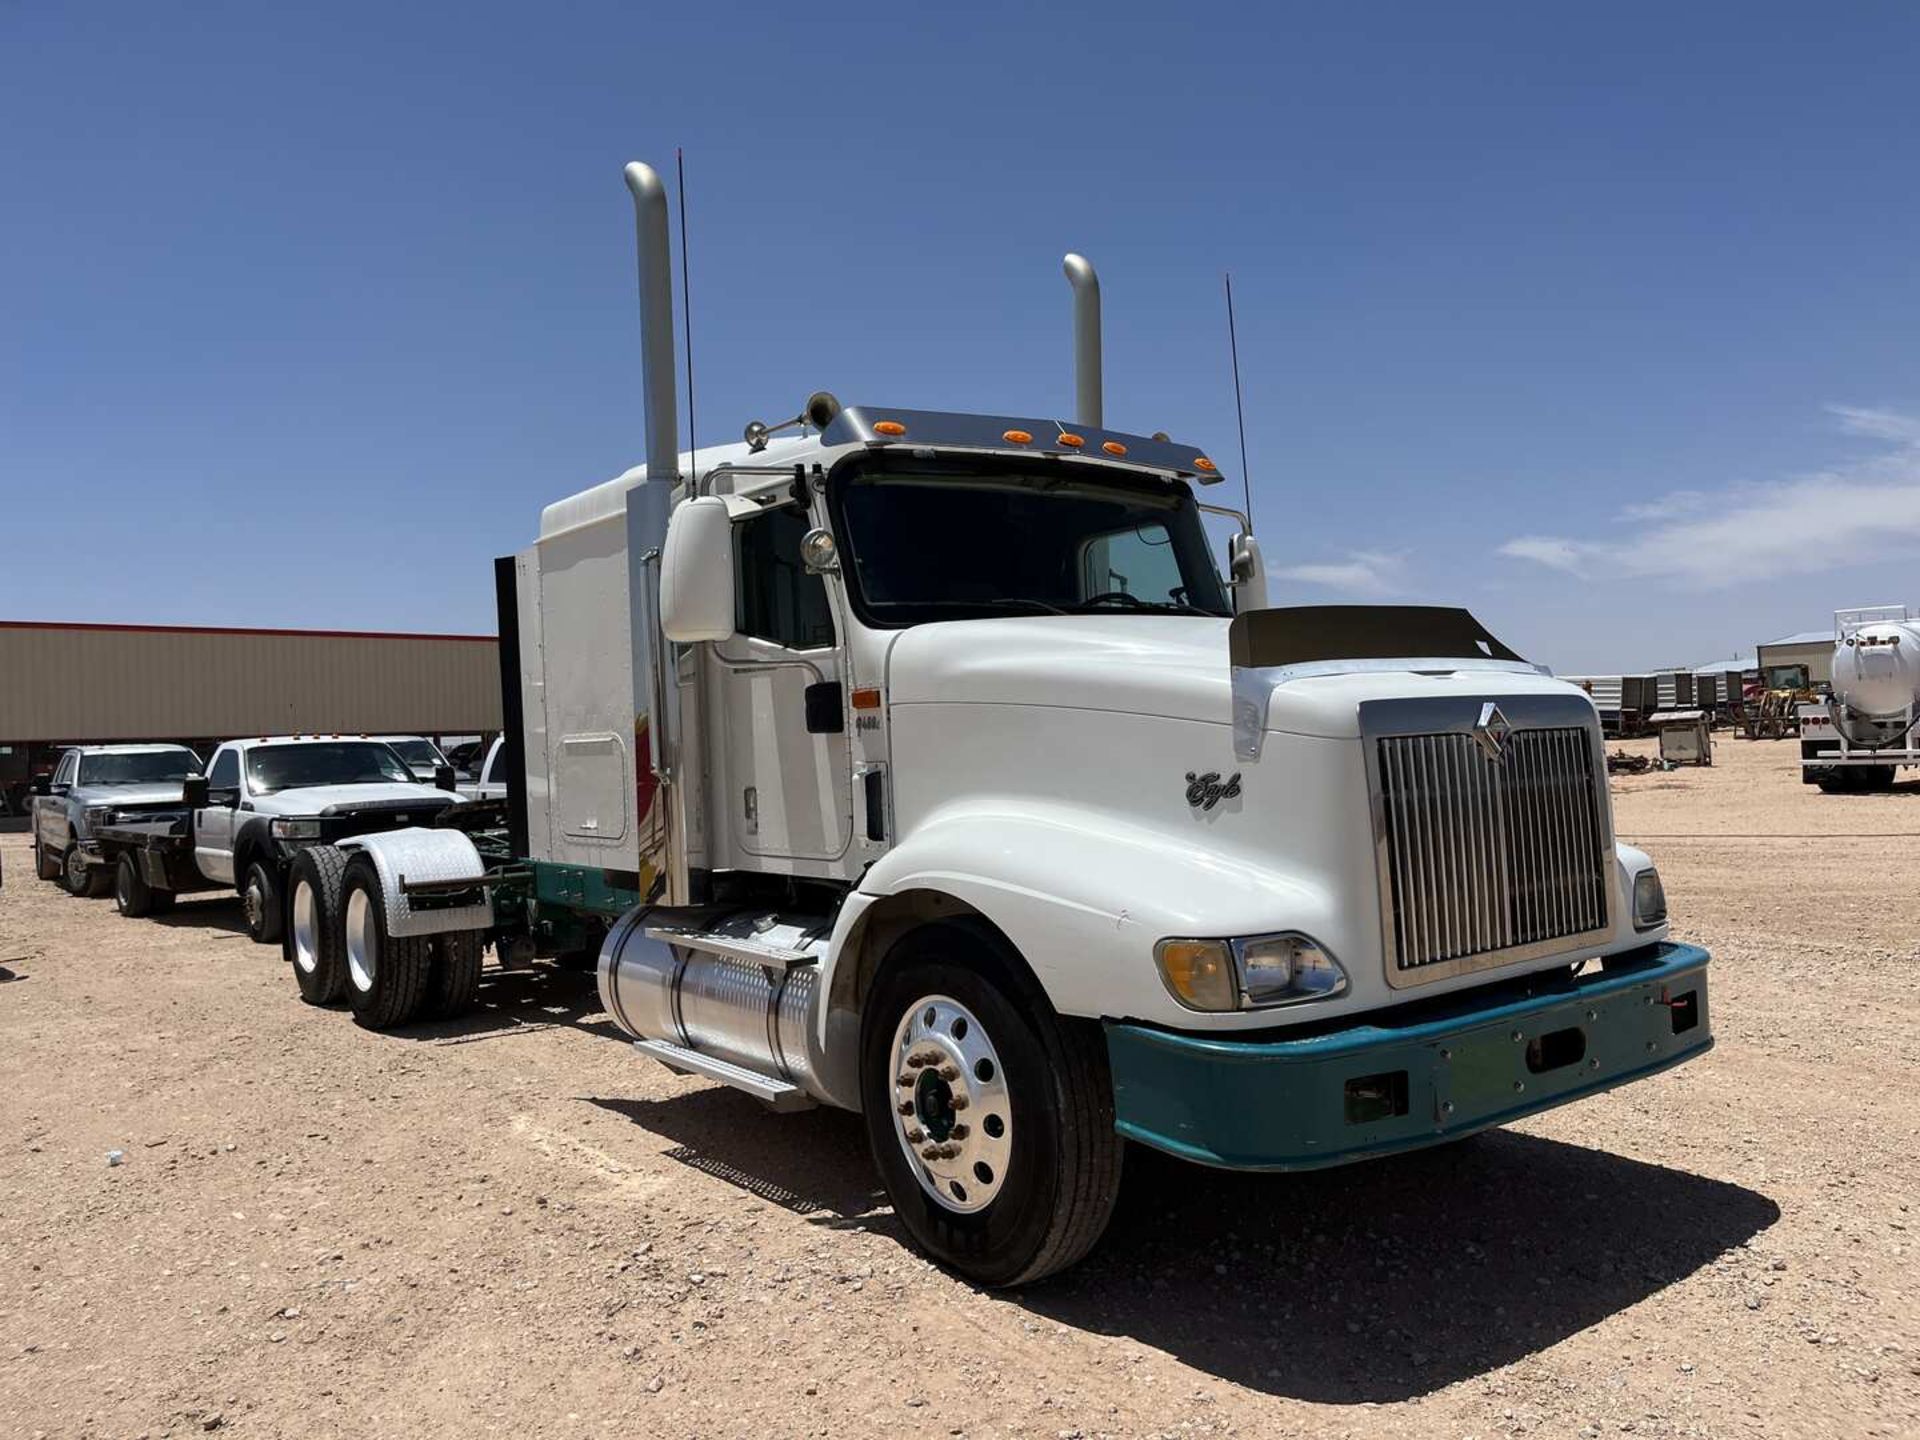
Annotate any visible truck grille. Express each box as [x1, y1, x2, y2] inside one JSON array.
[[1376, 724, 1609, 980]]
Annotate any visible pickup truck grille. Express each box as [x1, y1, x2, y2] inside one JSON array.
[[1374, 722, 1610, 983]]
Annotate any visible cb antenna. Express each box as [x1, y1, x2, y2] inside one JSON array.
[[676, 148, 697, 473], [1224, 271, 1253, 528]]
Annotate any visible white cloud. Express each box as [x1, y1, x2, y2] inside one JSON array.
[[1275, 549, 1404, 596], [1829, 404, 1920, 443], [1497, 536, 1588, 575], [1498, 406, 1920, 589]]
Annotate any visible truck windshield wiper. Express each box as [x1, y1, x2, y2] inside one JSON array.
[[1067, 597, 1227, 617]]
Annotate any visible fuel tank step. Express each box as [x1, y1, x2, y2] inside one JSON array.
[[641, 921, 824, 970], [632, 1038, 818, 1112]]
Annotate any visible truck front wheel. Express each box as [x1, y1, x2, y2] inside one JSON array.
[[242, 860, 285, 945], [285, 846, 349, 1005], [340, 857, 431, 1030], [64, 846, 109, 898], [860, 926, 1123, 1287]]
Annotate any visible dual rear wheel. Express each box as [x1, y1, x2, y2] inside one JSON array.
[[283, 845, 484, 1028]]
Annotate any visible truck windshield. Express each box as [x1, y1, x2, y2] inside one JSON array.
[[78, 751, 199, 785], [246, 743, 415, 795], [384, 739, 444, 768], [832, 459, 1232, 625]]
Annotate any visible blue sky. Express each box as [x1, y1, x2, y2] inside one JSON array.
[[6, 2, 1920, 672]]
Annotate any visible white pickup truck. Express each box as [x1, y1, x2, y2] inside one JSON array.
[[92, 735, 467, 941]]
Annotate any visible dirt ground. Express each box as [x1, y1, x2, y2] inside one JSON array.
[[1, 735, 1916, 1440]]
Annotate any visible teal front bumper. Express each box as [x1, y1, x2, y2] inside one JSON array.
[[1106, 942, 1710, 1171]]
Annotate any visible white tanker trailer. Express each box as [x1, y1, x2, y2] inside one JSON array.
[[1799, 606, 1920, 792]]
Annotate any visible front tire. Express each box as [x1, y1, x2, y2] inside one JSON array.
[[284, 846, 349, 1005], [242, 859, 284, 945], [64, 845, 108, 898], [341, 857, 431, 1030], [860, 924, 1123, 1287]]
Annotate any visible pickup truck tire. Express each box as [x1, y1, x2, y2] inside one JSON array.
[[64, 846, 110, 898], [422, 931, 485, 1019], [341, 857, 431, 1030], [242, 860, 285, 945], [114, 854, 174, 917], [34, 839, 61, 883], [285, 846, 349, 1005], [860, 927, 1123, 1288]]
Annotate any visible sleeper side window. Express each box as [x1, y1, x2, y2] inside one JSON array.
[[734, 506, 836, 651]]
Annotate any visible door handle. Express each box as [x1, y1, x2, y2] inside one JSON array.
[[743, 786, 758, 835]]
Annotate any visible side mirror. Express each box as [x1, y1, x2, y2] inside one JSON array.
[[659, 496, 737, 643], [1229, 532, 1269, 614], [182, 775, 209, 809], [31, 774, 51, 796], [434, 764, 457, 791]]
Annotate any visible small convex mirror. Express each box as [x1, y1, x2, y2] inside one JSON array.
[[800, 527, 839, 574]]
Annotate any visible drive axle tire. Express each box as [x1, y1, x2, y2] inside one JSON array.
[[241, 859, 285, 945], [341, 857, 431, 1030], [285, 846, 349, 1005], [34, 839, 60, 883], [422, 930, 485, 1019], [860, 924, 1123, 1288]]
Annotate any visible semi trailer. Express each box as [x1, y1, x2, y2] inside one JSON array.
[[233, 160, 1711, 1285], [1799, 606, 1920, 791]]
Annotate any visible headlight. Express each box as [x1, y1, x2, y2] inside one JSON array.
[[1154, 932, 1349, 1012], [271, 818, 323, 840], [1632, 867, 1667, 930], [83, 805, 116, 831]]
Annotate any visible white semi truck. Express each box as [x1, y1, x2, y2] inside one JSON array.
[[234, 161, 1710, 1285], [1799, 605, 1920, 792]]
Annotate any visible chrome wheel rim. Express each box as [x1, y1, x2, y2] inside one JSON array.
[[66, 849, 86, 891], [889, 994, 1013, 1214], [345, 888, 376, 992], [290, 879, 319, 974]]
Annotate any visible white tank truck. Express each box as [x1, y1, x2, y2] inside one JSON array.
[[1798, 606, 1920, 792], [248, 161, 1713, 1285]]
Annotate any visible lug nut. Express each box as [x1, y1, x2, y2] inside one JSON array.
[[938, 1064, 959, 1081], [906, 1054, 928, 1069], [897, 1101, 915, 1116], [949, 1094, 969, 1110], [950, 1124, 970, 1140], [896, 1073, 913, 1088], [920, 1146, 940, 1162], [905, 1127, 924, 1143]]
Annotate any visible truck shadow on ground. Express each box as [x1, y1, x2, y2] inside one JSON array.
[[399, 963, 631, 1046], [587, 1086, 1779, 1404]]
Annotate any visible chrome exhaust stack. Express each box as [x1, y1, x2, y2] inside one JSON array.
[[621, 161, 696, 904], [1062, 252, 1102, 429]]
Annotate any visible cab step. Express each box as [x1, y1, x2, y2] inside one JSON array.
[[643, 913, 828, 971], [632, 1038, 817, 1112]]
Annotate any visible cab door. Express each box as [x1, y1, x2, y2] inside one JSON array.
[[711, 503, 852, 864], [193, 746, 242, 884]]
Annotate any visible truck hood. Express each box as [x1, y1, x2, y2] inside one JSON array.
[[884, 615, 1584, 739], [251, 783, 462, 816], [68, 782, 190, 809]]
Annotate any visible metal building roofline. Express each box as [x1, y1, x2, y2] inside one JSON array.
[[0, 620, 497, 644]]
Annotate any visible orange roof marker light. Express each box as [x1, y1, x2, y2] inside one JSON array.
[[873, 420, 908, 437], [1057, 433, 1086, 448], [1101, 440, 1128, 457], [1194, 455, 1219, 473], [1002, 429, 1033, 445]]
